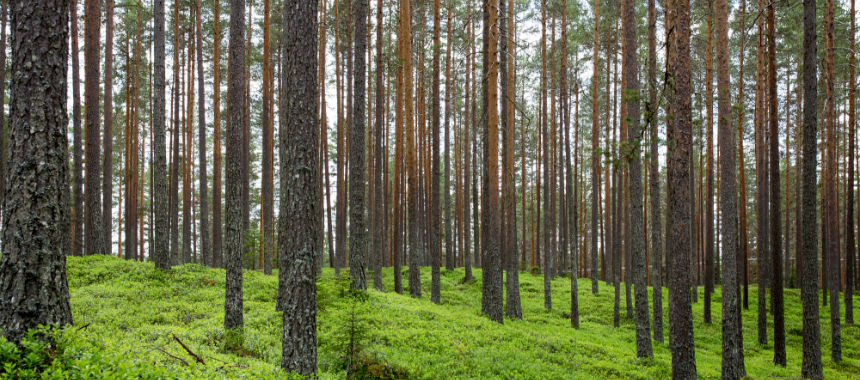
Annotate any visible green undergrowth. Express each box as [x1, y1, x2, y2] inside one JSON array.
[[1, 255, 858, 379]]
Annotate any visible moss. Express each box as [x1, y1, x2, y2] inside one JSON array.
[[2, 255, 855, 379]]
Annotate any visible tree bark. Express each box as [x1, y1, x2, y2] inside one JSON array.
[[279, 0, 320, 374], [225, 0, 246, 331], [767, 0, 786, 365], [0, 0, 74, 343], [847, 0, 856, 326], [667, 0, 697, 377], [647, 0, 663, 344], [84, 0, 103, 256], [717, 0, 744, 376], [703, 0, 714, 325], [800, 0, 823, 376], [213, 0, 223, 268], [622, 0, 651, 358], [152, 0, 169, 269], [824, 0, 841, 363], [590, 0, 600, 295], [103, 0, 115, 256]]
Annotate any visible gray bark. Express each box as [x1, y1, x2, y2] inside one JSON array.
[[279, 0, 320, 374], [0, 0, 73, 342], [225, 0, 246, 331]]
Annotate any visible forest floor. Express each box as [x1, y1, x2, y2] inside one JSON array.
[[24, 255, 860, 379]]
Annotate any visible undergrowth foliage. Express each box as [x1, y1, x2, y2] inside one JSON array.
[[1, 255, 857, 379]]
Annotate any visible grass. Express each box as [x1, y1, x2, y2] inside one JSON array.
[[6, 255, 858, 379]]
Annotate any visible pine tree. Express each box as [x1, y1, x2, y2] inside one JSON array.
[[800, 0, 823, 376], [716, 0, 744, 376], [666, 0, 697, 377], [622, 0, 651, 359], [279, 0, 320, 373], [103, 0, 115, 256], [152, 0, 170, 269], [84, 0, 103, 256], [767, 0, 786, 365], [0, 0, 74, 343], [225, 0, 246, 331]]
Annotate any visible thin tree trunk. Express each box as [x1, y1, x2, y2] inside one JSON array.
[[213, 0, 223, 268], [703, 0, 714, 325], [767, 0, 786, 365], [590, 0, 600, 295], [845, 0, 856, 326], [84, 0, 103, 256], [103, 0, 115, 256], [824, 0, 841, 363]]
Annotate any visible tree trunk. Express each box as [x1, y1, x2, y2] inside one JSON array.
[[824, 0, 841, 363], [169, 2, 181, 266], [350, 0, 369, 290], [373, 0, 385, 289], [755, 0, 768, 346], [667, 0, 697, 377], [590, 0, 600, 295], [622, 0, 651, 358], [84, 0, 103, 256], [279, 0, 320, 373], [647, 0, 663, 344], [767, 0, 786, 365], [103, 0, 115, 256], [194, 0, 209, 267], [703, 0, 714, 325], [800, 0, 823, 376], [429, 0, 441, 303], [152, 0, 169, 269], [0, 0, 7, 228], [847, 0, 856, 326], [225, 0, 246, 331], [0, 0, 74, 343], [212, 0, 223, 268]]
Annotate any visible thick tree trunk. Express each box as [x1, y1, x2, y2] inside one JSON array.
[[225, 0, 246, 331], [800, 0, 823, 376], [622, 0, 651, 358], [0, 0, 73, 343], [716, 0, 744, 376], [350, 0, 369, 290], [279, 0, 320, 374], [429, 0, 441, 303], [666, 0, 697, 378]]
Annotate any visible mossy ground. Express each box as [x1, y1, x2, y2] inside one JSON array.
[[9, 255, 858, 379]]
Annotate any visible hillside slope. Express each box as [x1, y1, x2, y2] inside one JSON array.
[[6, 255, 858, 379]]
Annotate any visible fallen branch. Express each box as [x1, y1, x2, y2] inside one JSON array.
[[146, 345, 189, 366], [172, 333, 206, 365]]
